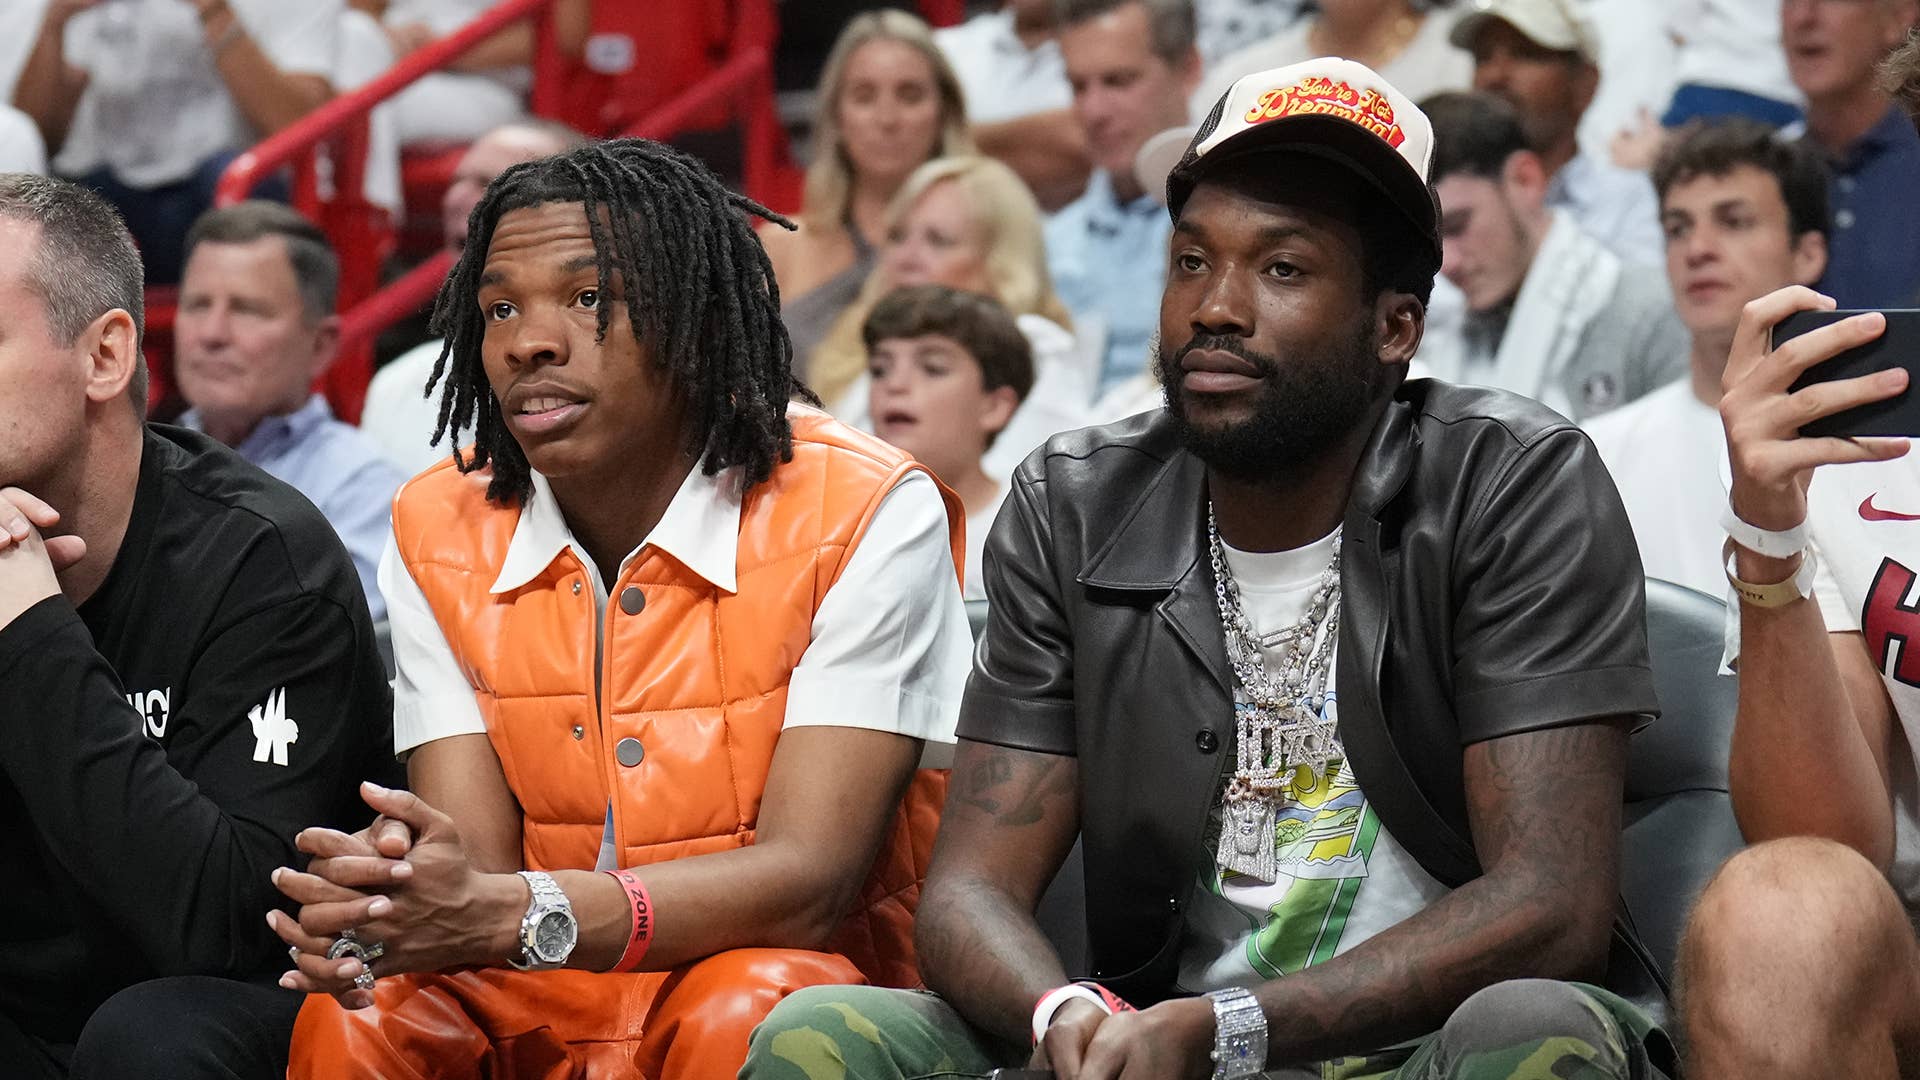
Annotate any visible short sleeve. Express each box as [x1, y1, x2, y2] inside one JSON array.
[[783, 471, 970, 743], [233, 0, 341, 77], [955, 469, 1079, 756], [380, 534, 487, 756], [1450, 428, 1661, 743]]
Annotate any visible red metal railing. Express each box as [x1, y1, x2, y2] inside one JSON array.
[[329, 34, 792, 381], [148, 0, 560, 421]]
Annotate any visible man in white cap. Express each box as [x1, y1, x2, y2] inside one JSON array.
[[740, 57, 1672, 1080], [1451, 0, 1663, 265]]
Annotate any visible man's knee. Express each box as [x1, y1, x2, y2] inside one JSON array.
[[1429, 980, 1628, 1079], [71, 976, 301, 1080], [1682, 837, 1910, 1000], [744, 985, 992, 1080]]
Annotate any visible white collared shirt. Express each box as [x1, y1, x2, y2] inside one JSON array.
[[381, 464, 970, 756]]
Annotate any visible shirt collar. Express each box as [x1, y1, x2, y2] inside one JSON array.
[[178, 394, 332, 460], [1085, 169, 1163, 221], [490, 461, 743, 595]]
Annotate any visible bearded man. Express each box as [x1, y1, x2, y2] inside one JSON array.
[[743, 58, 1676, 1080]]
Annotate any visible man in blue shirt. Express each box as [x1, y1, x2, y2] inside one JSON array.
[[1784, 0, 1920, 307], [1047, 0, 1201, 397], [174, 202, 404, 619]]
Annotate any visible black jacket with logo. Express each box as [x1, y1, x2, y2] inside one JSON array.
[[959, 380, 1662, 1003], [0, 425, 396, 1043]]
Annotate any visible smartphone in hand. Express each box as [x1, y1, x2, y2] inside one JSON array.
[[1774, 309, 1920, 437]]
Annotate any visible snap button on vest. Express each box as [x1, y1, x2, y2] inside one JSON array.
[[619, 586, 645, 615], [615, 737, 645, 766], [571, 580, 582, 595], [571, 725, 584, 740]]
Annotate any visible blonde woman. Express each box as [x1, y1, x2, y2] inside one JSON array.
[[814, 154, 1098, 481], [765, 11, 972, 363]]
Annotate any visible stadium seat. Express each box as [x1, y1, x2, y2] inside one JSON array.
[[1621, 579, 1745, 989]]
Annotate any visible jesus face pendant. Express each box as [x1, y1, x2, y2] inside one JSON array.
[[1218, 796, 1279, 883]]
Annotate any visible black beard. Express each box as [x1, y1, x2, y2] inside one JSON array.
[[1158, 322, 1380, 484]]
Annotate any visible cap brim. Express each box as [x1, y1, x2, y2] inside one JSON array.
[[1135, 125, 1197, 208], [1166, 113, 1441, 270], [1449, 9, 1587, 58]]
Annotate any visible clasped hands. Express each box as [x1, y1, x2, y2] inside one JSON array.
[[0, 487, 87, 628], [1030, 998, 1215, 1080], [269, 782, 523, 1010]]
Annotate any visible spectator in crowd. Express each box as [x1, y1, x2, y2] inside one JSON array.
[[812, 155, 1090, 481], [1586, 120, 1828, 597], [273, 140, 970, 1078], [1677, 293, 1920, 1073], [1050, 0, 1200, 397], [766, 11, 971, 365], [744, 58, 1671, 1080], [0, 174, 393, 1080], [1787, 0, 1920, 307], [1675, 51, 1920, 1074], [173, 203, 405, 620], [360, 120, 587, 475], [866, 285, 1034, 602], [1423, 91, 1686, 419], [1193, 0, 1473, 116], [11, 0, 343, 284], [1451, 0, 1664, 264], [355, 0, 588, 146], [933, 0, 1090, 210]]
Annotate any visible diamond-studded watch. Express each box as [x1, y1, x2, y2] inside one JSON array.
[[1205, 986, 1268, 1079], [508, 870, 578, 971]]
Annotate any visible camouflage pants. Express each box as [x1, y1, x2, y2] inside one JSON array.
[[740, 979, 1673, 1080]]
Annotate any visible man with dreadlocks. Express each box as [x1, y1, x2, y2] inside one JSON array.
[[268, 138, 973, 1078]]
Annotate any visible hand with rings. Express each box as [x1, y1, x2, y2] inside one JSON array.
[[271, 782, 528, 1011]]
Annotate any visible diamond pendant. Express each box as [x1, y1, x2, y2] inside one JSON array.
[[1218, 795, 1279, 883]]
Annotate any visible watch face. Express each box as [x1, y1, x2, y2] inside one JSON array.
[[532, 909, 578, 964]]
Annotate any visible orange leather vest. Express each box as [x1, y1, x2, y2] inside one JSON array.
[[391, 408, 959, 987]]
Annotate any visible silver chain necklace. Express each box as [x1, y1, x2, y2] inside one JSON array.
[[1207, 507, 1343, 883]]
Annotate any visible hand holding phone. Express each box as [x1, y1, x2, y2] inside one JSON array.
[[1774, 308, 1920, 437], [1721, 286, 1911, 537]]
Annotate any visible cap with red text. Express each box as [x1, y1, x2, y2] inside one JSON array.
[[1143, 57, 1440, 271]]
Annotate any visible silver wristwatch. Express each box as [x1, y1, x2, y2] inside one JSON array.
[[1205, 986, 1268, 1079], [508, 870, 578, 971]]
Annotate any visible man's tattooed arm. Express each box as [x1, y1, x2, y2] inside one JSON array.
[[917, 737, 1083, 1043], [1247, 718, 1634, 1066]]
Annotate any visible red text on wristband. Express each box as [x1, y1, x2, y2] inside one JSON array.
[[604, 869, 654, 973]]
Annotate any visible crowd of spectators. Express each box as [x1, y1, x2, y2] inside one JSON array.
[[8, 0, 1920, 1075]]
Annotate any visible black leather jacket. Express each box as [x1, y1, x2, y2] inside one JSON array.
[[958, 379, 1661, 1003]]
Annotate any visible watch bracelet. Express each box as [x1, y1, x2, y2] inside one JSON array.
[[1206, 987, 1267, 1079]]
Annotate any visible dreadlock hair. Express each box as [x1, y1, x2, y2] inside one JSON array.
[[427, 137, 816, 505]]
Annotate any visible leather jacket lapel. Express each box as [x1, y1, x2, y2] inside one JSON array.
[[1079, 440, 1232, 698]]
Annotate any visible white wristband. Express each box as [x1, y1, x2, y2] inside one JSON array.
[[1720, 498, 1809, 559], [1032, 985, 1113, 1044]]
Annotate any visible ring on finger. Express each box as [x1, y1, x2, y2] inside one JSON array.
[[353, 969, 376, 992]]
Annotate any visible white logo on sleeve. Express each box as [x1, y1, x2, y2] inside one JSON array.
[[248, 688, 299, 766]]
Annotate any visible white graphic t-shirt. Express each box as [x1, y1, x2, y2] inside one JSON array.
[[1178, 531, 1452, 992]]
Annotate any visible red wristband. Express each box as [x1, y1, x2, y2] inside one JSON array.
[[603, 869, 655, 973], [1082, 980, 1134, 1014]]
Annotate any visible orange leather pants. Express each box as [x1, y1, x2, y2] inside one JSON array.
[[287, 948, 867, 1079]]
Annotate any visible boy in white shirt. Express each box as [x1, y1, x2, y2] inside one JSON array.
[[1585, 119, 1829, 595], [866, 284, 1036, 601]]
